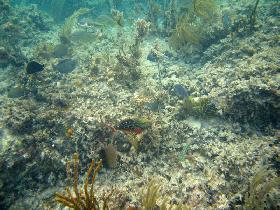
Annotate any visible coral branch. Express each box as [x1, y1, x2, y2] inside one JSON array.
[[55, 153, 104, 210]]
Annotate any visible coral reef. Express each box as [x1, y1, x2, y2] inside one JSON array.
[[55, 153, 106, 209], [0, 1, 279, 209]]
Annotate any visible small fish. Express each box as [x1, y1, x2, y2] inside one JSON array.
[[53, 59, 77, 74], [116, 119, 139, 130], [69, 31, 96, 43], [222, 11, 232, 29], [147, 51, 158, 62], [115, 118, 151, 135], [26, 61, 44, 74], [53, 44, 69, 58], [7, 86, 25, 98], [173, 84, 189, 99]]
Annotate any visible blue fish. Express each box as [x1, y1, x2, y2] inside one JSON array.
[[173, 84, 189, 99]]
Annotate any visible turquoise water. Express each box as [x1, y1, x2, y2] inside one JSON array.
[[0, 0, 279, 209]]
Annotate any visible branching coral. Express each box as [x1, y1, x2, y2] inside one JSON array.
[[116, 19, 150, 65], [55, 153, 111, 210], [111, 9, 124, 26], [135, 19, 150, 43]]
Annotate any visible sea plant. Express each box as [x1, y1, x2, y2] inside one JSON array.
[[140, 179, 161, 210], [147, 0, 161, 32], [33, 0, 88, 21], [193, 0, 217, 22], [103, 144, 118, 169], [55, 153, 113, 210], [243, 167, 280, 209], [169, 0, 218, 51], [249, 0, 260, 30], [113, 19, 150, 85], [49, 0, 66, 21], [162, 0, 177, 34], [60, 8, 90, 39], [170, 15, 203, 49], [179, 144, 190, 162], [0, 0, 10, 16], [181, 96, 216, 117]]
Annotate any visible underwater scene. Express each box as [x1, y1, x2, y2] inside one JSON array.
[[0, 0, 279, 209]]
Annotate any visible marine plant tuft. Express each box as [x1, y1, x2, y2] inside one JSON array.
[[60, 8, 90, 39], [243, 167, 280, 209], [169, 0, 218, 52], [55, 153, 113, 210], [181, 96, 216, 118]]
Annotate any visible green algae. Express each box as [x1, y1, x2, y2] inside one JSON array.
[[181, 96, 217, 118], [244, 167, 280, 209]]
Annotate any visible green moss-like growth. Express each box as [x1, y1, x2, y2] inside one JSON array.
[[244, 167, 280, 209], [249, 0, 260, 31], [181, 96, 216, 117], [147, 0, 161, 32]]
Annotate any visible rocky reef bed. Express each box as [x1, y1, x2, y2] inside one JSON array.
[[0, 0, 279, 209]]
